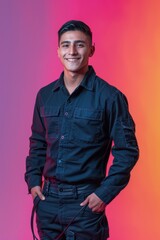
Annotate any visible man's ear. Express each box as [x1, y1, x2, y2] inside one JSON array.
[[89, 44, 95, 57], [57, 48, 60, 58]]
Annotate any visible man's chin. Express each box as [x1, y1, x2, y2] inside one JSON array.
[[64, 65, 88, 74]]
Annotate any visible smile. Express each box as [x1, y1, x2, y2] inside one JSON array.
[[65, 58, 80, 62]]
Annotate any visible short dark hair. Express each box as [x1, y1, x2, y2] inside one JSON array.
[[58, 20, 92, 44]]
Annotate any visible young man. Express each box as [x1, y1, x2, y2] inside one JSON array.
[[25, 20, 139, 240]]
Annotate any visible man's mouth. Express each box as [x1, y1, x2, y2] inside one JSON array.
[[65, 58, 80, 62]]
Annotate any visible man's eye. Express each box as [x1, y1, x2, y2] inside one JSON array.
[[77, 43, 84, 47], [62, 44, 69, 48]]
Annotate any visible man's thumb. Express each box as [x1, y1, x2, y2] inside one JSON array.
[[38, 191, 45, 201], [80, 197, 89, 206]]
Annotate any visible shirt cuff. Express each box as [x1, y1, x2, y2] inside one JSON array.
[[26, 176, 42, 194]]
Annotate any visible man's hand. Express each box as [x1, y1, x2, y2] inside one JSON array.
[[80, 193, 106, 213], [31, 186, 45, 201]]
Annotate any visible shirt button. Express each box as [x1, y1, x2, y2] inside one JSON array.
[[61, 136, 64, 140], [64, 112, 68, 116], [59, 188, 63, 192]]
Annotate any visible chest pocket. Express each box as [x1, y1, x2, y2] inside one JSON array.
[[72, 108, 103, 142], [40, 106, 60, 138]]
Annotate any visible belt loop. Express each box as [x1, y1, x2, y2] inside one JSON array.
[[73, 186, 78, 199], [45, 180, 50, 196]]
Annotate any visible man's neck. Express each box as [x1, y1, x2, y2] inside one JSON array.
[[63, 68, 88, 94]]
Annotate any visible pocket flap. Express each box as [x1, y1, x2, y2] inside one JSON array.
[[74, 108, 102, 120], [40, 106, 60, 117]]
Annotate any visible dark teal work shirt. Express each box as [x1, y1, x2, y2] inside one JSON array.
[[25, 66, 139, 204]]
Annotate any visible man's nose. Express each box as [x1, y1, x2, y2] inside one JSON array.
[[69, 44, 77, 55]]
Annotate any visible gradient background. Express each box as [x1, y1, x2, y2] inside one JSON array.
[[0, 0, 160, 239]]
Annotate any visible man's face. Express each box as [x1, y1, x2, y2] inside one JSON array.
[[58, 30, 94, 74]]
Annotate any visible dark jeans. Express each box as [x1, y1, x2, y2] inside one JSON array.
[[34, 180, 109, 240]]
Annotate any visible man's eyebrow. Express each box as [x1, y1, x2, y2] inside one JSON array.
[[60, 40, 86, 45]]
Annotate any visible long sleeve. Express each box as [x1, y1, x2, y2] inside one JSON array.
[[95, 91, 139, 204], [25, 91, 47, 193]]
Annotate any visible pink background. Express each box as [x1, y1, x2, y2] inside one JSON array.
[[0, 0, 160, 239]]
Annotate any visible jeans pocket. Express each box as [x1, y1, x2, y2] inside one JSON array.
[[66, 230, 75, 240]]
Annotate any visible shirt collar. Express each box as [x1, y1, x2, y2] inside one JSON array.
[[52, 72, 64, 91], [80, 66, 95, 91], [53, 65, 96, 92]]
